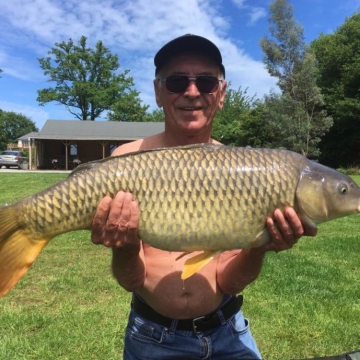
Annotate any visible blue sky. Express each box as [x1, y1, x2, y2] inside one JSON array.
[[0, 0, 359, 130]]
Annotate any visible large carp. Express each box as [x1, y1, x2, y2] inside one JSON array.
[[0, 143, 360, 296]]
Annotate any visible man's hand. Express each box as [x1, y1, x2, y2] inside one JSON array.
[[91, 191, 140, 249], [263, 207, 317, 253]]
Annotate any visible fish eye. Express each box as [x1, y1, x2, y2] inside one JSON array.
[[338, 183, 349, 195]]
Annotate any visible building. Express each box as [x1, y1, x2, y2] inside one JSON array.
[[27, 120, 164, 170], [7, 131, 39, 151]]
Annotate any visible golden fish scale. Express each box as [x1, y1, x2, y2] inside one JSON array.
[[18, 146, 303, 251]]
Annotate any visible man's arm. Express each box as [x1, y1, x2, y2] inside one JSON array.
[[216, 207, 318, 295], [91, 140, 150, 292], [91, 191, 145, 292]]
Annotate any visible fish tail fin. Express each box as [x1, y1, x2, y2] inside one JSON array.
[[0, 204, 50, 297], [181, 250, 221, 280]]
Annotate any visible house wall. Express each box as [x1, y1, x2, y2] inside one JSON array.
[[36, 139, 128, 169]]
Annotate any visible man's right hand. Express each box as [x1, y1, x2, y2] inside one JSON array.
[[91, 191, 140, 249]]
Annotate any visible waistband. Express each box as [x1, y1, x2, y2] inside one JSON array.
[[131, 294, 243, 333]]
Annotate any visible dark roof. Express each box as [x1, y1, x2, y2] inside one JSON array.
[[32, 120, 165, 141], [18, 131, 40, 140]]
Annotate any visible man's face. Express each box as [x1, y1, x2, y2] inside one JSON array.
[[154, 53, 227, 136]]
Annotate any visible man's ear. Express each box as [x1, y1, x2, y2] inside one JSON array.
[[217, 81, 227, 110], [154, 79, 163, 107]]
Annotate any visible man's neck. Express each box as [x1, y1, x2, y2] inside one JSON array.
[[161, 128, 213, 148]]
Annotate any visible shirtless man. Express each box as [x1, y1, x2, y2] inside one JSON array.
[[91, 34, 316, 359]]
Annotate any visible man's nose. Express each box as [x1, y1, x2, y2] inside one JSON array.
[[184, 80, 201, 97]]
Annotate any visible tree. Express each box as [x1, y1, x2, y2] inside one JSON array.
[[212, 87, 260, 146], [37, 36, 139, 120], [143, 108, 165, 122], [234, 100, 271, 148], [260, 0, 332, 158], [260, 52, 332, 157], [311, 12, 360, 167], [261, 0, 305, 93], [0, 110, 38, 150], [108, 89, 149, 122]]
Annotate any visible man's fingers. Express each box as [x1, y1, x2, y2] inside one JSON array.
[[266, 216, 281, 242], [265, 208, 302, 252], [283, 207, 304, 239], [106, 191, 125, 230], [91, 191, 140, 248], [273, 209, 296, 241], [93, 196, 112, 227], [91, 196, 112, 243], [265, 216, 285, 252], [127, 201, 139, 235]]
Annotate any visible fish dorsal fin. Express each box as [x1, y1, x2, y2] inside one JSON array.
[[181, 250, 221, 280]]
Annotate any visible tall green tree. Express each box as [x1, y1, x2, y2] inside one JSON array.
[[0, 110, 38, 150], [259, 52, 332, 157], [261, 0, 305, 93], [37, 36, 140, 120], [311, 12, 360, 167], [108, 89, 149, 122], [260, 0, 332, 158]]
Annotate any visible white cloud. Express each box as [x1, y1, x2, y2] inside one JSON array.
[[231, 0, 246, 8], [0, 0, 230, 51], [0, 0, 277, 123], [0, 49, 44, 81], [216, 39, 277, 98], [248, 7, 267, 25], [230, 0, 266, 26]]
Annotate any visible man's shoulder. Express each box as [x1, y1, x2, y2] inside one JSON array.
[[112, 139, 144, 156], [112, 132, 164, 156]]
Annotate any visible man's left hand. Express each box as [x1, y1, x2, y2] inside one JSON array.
[[263, 207, 317, 253]]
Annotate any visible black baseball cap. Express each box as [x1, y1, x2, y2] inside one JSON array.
[[154, 34, 225, 78]]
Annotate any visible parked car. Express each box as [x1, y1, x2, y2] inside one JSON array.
[[0, 150, 28, 169]]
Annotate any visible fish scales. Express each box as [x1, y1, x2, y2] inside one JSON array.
[[132, 146, 300, 250], [1, 143, 360, 296], [15, 145, 298, 249]]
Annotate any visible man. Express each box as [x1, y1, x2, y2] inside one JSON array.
[[91, 34, 316, 359]]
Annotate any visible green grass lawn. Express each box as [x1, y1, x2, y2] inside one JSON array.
[[0, 172, 359, 359]]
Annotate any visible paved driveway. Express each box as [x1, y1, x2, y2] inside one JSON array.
[[0, 167, 71, 174]]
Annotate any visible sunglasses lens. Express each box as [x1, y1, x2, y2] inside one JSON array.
[[165, 76, 220, 93], [165, 76, 189, 93], [196, 76, 219, 93]]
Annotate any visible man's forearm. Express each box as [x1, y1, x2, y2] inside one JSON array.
[[111, 246, 145, 292], [217, 248, 267, 295]]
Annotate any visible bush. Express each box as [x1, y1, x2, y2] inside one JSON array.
[[337, 166, 360, 175]]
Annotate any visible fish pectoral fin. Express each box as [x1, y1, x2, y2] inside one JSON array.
[[181, 250, 221, 280], [254, 229, 271, 247], [0, 229, 49, 297]]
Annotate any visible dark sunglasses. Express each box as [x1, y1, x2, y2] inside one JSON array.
[[158, 75, 223, 94]]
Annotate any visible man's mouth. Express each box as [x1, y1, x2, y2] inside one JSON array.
[[180, 107, 202, 111]]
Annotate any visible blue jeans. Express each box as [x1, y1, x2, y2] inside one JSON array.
[[123, 298, 262, 360]]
